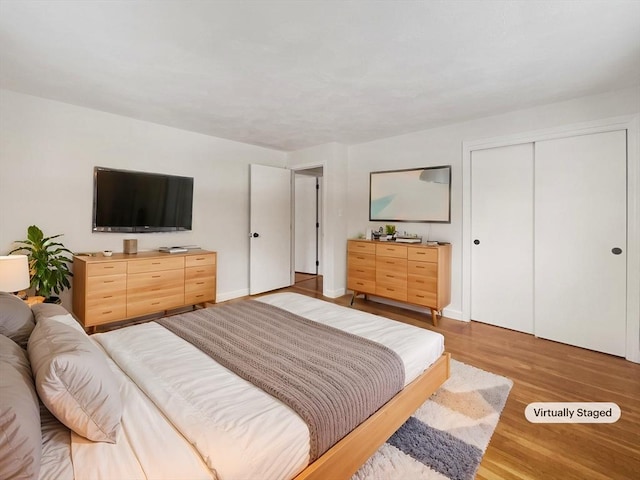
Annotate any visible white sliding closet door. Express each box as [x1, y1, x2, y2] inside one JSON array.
[[471, 143, 534, 333], [535, 130, 627, 356]]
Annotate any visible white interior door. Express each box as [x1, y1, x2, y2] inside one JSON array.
[[471, 143, 534, 333], [249, 164, 292, 295], [535, 130, 627, 356]]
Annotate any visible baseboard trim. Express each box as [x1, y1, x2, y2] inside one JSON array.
[[323, 287, 346, 299], [216, 289, 249, 303]]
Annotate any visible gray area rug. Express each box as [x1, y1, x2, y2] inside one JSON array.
[[353, 359, 513, 480]]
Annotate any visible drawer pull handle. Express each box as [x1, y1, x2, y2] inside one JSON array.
[[102, 310, 112, 314], [417, 265, 425, 269], [386, 274, 394, 278], [356, 282, 364, 286], [152, 275, 161, 278], [104, 266, 115, 269], [196, 282, 204, 285], [152, 262, 161, 265], [196, 257, 205, 260], [151, 302, 160, 306], [357, 256, 365, 260], [356, 269, 364, 273], [104, 280, 114, 284], [387, 288, 395, 292], [103, 295, 112, 299], [197, 270, 204, 273], [417, 295, 425, 298], [196, 294, 204, 298]]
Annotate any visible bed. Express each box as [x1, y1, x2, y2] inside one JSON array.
[[0, 291, 449, 480]]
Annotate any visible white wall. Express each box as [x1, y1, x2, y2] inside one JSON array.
[[346, 87, 640, 320], [0, 89, 287, 308]]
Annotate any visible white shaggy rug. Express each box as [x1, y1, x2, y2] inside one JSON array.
[[352, 359, 513, 480]]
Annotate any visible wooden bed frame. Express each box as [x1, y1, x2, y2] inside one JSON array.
[[294, 352, 451, 480]]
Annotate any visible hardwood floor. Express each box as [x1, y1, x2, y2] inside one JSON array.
[[280, 280, 640, 480]]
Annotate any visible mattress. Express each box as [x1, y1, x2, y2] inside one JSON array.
[[52, 293, 444, 480]]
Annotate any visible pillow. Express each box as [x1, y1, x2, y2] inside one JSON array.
[[30, 303, 68, 321], [31, 303, 85, 334], [0, 334, 42, 480], [28, 319, 122, 443], [0, 292, 35, 349]]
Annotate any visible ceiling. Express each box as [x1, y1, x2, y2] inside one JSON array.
[[1, 0, 639, 151]]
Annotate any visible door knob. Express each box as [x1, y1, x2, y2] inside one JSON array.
[[611, 247, 622, 255], [473, 239, 480, 245], [252, 232, 260, 238]]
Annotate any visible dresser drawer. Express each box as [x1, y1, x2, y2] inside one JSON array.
[[376, 244, 407, 258], [127, 269, 184, 300], [348, 241, 376, 255], [85, 303, 128, 326], [348, 265, 375, 282], [185, 264, 216, 281], [87, 261, 127, 276], [408, 261, 438, 278], [376, 285, 407, 302], [185, 290, 215, 305], [376, 257, 407, 275], [408, 274, 437, 292], [407, 290, 437, 307], [348, 278, 376, 294], [128, 256, 185, 274], [348, 253, 376, 269], [407, 247, 438, 262], [127, 294, 185, 318], [185, 253, 216, 268], [86, 274, 126, 298]]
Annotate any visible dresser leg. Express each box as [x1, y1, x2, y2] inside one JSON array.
[[350, 292, 357, 306], [430, 308, 439, 327]]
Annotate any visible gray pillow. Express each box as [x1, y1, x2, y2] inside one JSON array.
[[31, 303, 85, 334], [0, 292, 35, 349], [0, 334, 42, 480], [28, 319, 122, 443], [30, 303, 68, 322]]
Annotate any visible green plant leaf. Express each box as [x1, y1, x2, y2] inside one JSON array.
[[12, 225, 73, 299]]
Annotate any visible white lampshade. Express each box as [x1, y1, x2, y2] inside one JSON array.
[[0, 255, 31, 292]]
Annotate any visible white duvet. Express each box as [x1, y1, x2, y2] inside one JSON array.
[[69, 293, 444, 480]]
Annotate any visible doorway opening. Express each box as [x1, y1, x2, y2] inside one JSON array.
[[294, 166, 323, 292]]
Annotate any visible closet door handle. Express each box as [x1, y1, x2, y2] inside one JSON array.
[[473, 239, 480, 245], [611, 247, 622, 255]]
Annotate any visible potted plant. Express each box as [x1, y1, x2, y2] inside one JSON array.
[[385, 224, 397, 240], [9, 225, 73, 302]]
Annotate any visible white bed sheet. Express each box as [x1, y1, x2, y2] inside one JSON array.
[[79, 293, 444, 480]]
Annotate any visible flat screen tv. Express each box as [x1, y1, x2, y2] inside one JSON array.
[[93, 167, 194, 233], [369, 165, 451, 223]]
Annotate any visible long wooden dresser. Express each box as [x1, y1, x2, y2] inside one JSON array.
[[347, 239, 451, 326], [72, 249, 216, 330]]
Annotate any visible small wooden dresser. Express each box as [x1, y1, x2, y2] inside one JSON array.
[[347, 240, 451, 326], [72, 249, 216, 330]]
